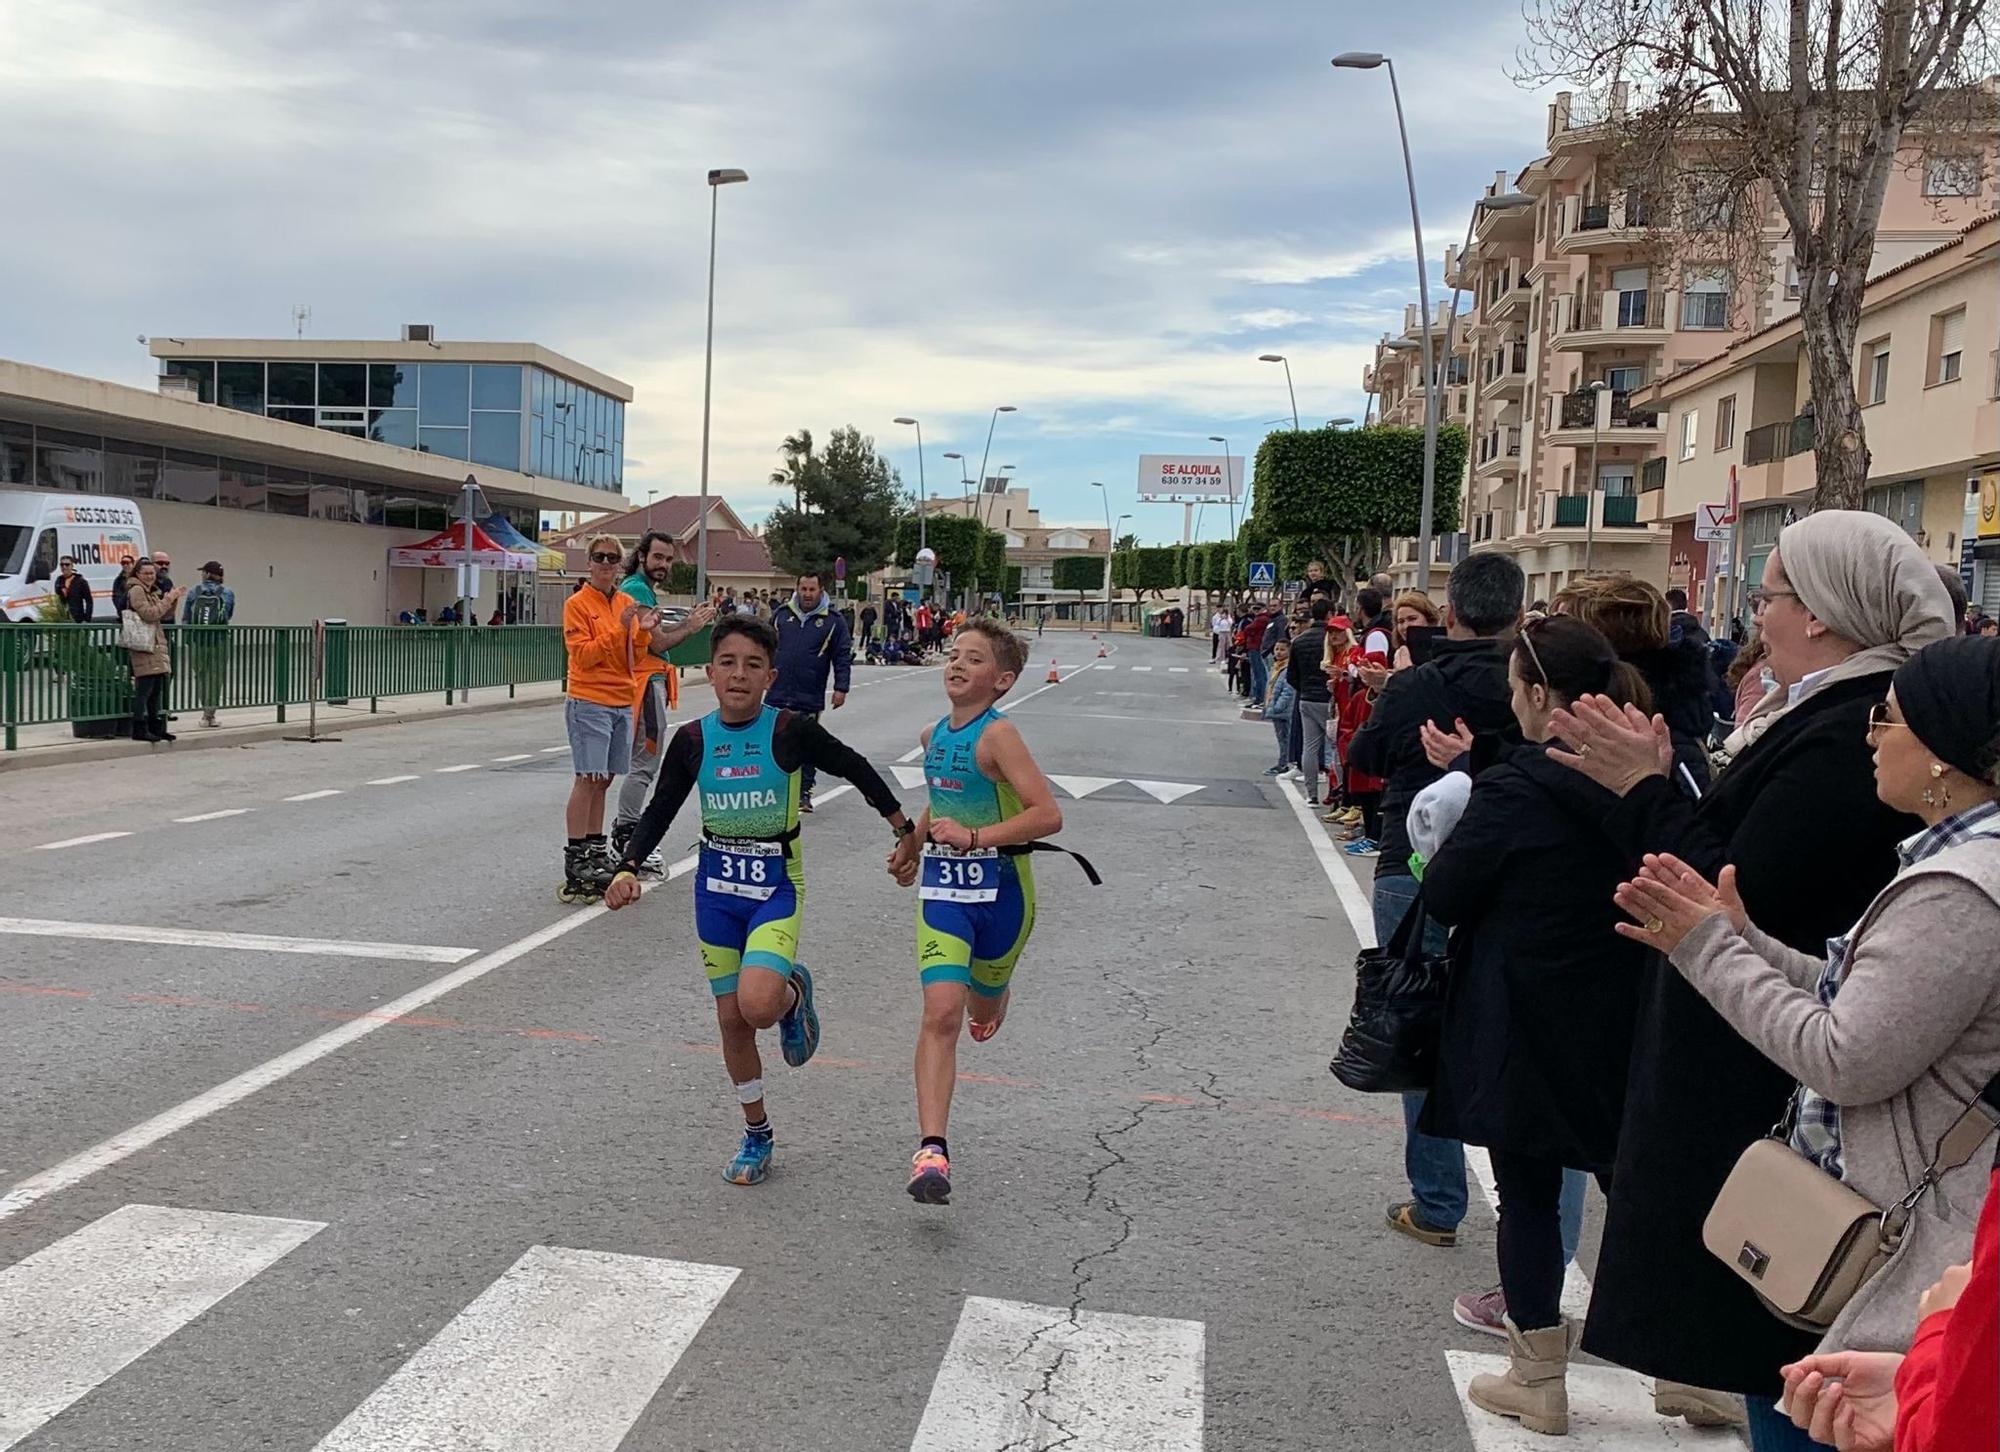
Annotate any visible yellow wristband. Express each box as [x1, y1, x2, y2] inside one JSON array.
[[610, 869, 638, 885]]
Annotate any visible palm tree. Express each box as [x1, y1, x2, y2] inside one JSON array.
[[772, 429, 816, 515]]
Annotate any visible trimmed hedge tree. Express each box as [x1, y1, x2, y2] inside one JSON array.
[[1249, 424, 1467, 594], [1052, 553, 1105, 610]]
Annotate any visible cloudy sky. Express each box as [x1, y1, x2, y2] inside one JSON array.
[[0, 0, 1558, 541]]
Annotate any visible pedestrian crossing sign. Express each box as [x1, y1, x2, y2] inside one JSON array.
[[1248, 561, 1276, 587]]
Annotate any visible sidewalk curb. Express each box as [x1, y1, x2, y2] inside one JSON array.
[[0, 692, 560, 774]]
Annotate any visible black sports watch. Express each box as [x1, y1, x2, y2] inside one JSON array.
[[891, 819, 916, 839]]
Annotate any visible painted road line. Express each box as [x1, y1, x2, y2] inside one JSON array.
[[897, 744, 926, 763], [435, 764, 482, 773], [0, 1204, 324, 1451], [891, 765, 928, 790], [539, 746, 568, 754], [172, 809, 254, 823], [1047, 774, 1120, 799], [365, 776, 420, 786], [909, 1295, 1203, 1451], [34, 833, 131, 851], [1097, 663, 1115, 670], [284, 790, 342, 802], [994, 657, 1099, 715], [1169, 666, 1189, 672], [1445, 1351, 1744, 1450], [1131, 779, 1203, 805], [0, 917, 476, 965], [490, 753, 534, 762], [310, 1246, 738, 1452], [1129, 665, 1154, 672], [1277, 777, 1376, 946], [0, 850, 701, 1224]]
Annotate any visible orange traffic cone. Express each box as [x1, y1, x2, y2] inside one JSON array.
[[1046, 660, 1061, 683], [1096, 644, 1107, 658], [1090, 631, 1099, 640]]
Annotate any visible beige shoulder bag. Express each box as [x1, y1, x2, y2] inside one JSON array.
[[1703, 1074, 2000, 1331]]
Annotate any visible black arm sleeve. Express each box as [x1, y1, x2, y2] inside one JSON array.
[[778, 713, 906, 820], [619, 723, 703, 871]]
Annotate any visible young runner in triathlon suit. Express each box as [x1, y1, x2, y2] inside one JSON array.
[[887, 620, 1064, 1204], [607, 616, 915, 1185]]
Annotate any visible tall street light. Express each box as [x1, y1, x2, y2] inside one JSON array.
[[1258, 355, 1300, 429], [942, 452, 972, 509], [1334, 51, 1449, 591], [1328, 416, 1356, 428], [973, 405, 1018, 530], [696, 166, 748, 599], [1207, 435, 1239, 539], [1583, 379, 1609, 573], [1089, 482, 1114, 627], [893, 417, 927, 550]]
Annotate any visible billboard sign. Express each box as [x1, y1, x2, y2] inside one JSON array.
[[1137, 455, 1242, 502]]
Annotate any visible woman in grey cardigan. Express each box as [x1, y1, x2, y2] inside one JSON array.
[[1613, 635, 2000, 1442]]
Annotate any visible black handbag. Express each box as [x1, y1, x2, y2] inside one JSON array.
[[1329, 895, 1450, 1093]]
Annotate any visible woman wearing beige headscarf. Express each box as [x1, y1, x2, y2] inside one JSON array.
[[1518, 513, 1953, 1439]]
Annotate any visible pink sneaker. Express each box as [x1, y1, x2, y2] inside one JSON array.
[[1452, 1286, 1508, 1339]]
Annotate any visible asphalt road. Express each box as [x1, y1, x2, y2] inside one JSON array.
[[0, 630, 1652, 1451]]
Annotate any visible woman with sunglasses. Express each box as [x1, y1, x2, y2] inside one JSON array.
[[1414, 616, 1653, 1435], [1546, 511, 1954, 1441], [1613, 634, 2000, 1451]]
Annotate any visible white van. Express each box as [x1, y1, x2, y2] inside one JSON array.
[[0, 491, 148, 622]]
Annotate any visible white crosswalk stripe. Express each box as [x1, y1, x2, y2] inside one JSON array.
[[0, 1204, 324, 1451], [310, 1246, 739, 1451], [1046, 773, 1120, 799], [910, 1296, 1204, 1451], [0, 1206, 1208, 1450]]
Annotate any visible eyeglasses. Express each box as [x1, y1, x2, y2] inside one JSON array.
[[1749, 588, 1800, 614], [588, 552, 621, 564], [1866, 701, 1913, 741]]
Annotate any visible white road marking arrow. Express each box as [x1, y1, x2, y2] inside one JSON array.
[[1047, 774, 1120, 799], [1131, 779, 1204, 804]]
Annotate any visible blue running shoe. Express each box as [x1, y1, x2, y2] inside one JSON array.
[[723, 1129, 773, 1185], [779, 963, 820, 1068]]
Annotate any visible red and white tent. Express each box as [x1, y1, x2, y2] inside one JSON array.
[[388, 522, 537, 572]]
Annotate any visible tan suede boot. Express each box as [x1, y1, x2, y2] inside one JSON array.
[[1468, 1317, 1577, 1435], [1653, 1379, 1747, 1428]]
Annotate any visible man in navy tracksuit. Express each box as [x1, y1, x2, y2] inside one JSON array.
[[767, 571, 854, 811]]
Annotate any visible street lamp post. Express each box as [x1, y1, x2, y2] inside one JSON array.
[[1328, 416, 1355, 428], [972, 405, 1017, 530], [1257, 355, 1300, 429], [1583, 380, 1609, 574], [1090, 482, 1113, 627], [695, 166, 748, 600], [1333, 52, 1443, 592], [893, 417, 926, 551], [455, 473, 488, 704]]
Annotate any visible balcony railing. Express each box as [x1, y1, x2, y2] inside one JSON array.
[[1640, 456, 1667, 492], [1571, 288, 1667, 333], [1603, 495, 1640, 526], [1554, 494, 1589, 527], [1477, 425, 1523, 464], [1743, 413, 1817, 466], [1483, 342, 1529, 385], [1559, 389, 1661, 431]]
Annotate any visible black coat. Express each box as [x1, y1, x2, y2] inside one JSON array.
[[54, 573, 94, 623], [1630, 638, 1718, 791], [1417, 746, 1647, 1169], [1349, 638, 1522, 878], [1580, 670, 1918, 1395]]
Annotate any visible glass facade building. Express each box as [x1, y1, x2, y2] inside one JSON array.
[[159, 358, 624, 492], [0, 416, 540, 536]]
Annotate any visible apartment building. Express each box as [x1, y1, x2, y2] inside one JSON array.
[[917, 487, 1111, 609], [1637, 213, 2000, 621], [1376, 83, 1991, 604]]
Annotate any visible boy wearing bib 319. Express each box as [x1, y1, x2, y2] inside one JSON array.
[[888, 621, 1064, 1204], [608, 616, 914, 1186]]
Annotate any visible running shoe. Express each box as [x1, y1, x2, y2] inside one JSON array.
[[798, 793, 815, 814], [1452, 1286, 1509, 1339], [907, 1147, 952, 1204], [778, 963, 820, 1068], [1261, 764, 1286, 776], [723, 1129, 773, 1186], [1343, 839, 1381, 858]]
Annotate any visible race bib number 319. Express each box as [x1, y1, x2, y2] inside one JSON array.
[[920, 845, 1000, 903]]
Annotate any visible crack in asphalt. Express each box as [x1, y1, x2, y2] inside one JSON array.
[[993, 967, 1217, 1450]]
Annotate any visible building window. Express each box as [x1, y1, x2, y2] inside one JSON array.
[[1604, 364, 1645, 394], [368, 409, 418, 449], [418, 426, 470, 460], [418, 363, 470, 426], [1681, 270, 1731, 330], [217, 361, 264, 413], [1599, 464, 1636, 497], [470, 411, 522, 471], [1683, 172, 1737, 231], [470, 364, 522, 412], [1930, 307, 1965, 385], [369, 364, 418, 408], [1783, 258, 1801, 300], [316, 363, 366, 409], [163, 359, 215, 404], [1864, 479, 1925, 539], [268, 362, 315, 408], [1865, 338, 1891, 405], [1681, 408, 1700, 460], [1714, 394, 1737, 451], [1925, 154, 1981, 198], [158, 449, 221, 505]]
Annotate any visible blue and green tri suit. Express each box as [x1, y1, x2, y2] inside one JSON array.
[[619, 704, 906, 997], [917, 708, 1036, 997]]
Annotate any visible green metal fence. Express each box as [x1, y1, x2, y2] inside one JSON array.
[[1, 623, 566, 750]]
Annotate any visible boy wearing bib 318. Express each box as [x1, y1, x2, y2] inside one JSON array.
[[608, 616, 914, 1186], [888, 621, 1064, 1204]]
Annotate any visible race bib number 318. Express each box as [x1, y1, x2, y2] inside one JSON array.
[[703, 840, 782, 900]]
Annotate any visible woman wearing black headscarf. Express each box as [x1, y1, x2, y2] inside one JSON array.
[[1613, 635, 2000, 1449]]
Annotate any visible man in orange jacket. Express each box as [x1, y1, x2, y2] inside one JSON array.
[[560, 534, 709, 903]]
